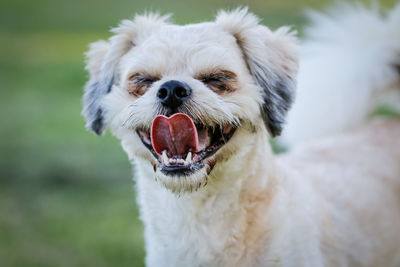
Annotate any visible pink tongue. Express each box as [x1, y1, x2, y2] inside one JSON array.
[[151, 113, 199, 156]]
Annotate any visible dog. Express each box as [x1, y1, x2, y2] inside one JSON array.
[[82, 4, 400, 267]]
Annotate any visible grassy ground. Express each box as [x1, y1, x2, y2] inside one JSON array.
[[0, 0, 397, 266]]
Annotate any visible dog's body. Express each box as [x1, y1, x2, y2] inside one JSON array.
[[82, 4, 400, 267], [136, 119, 400, 267]]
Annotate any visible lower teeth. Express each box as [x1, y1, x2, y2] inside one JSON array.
[[161, 151, 193, 166], [185, 152, 192, 165]]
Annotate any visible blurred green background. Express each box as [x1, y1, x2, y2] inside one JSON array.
[[0, 0, 397, 266]]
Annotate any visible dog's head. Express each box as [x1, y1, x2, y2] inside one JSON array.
[[82, 8, 298, 193]]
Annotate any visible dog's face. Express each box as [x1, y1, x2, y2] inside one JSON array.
[[82, 9, 298, 193]]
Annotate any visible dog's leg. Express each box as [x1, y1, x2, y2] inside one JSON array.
[[281, 3, 400, 147]]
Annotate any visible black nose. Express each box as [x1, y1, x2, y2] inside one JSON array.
[[157, 80, 192, 109]]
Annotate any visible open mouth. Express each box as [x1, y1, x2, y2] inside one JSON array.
[[137, 113, 237, 176]]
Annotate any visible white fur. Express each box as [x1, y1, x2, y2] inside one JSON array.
[[282, 3, 400, 147], [82, 4, 400, 267]]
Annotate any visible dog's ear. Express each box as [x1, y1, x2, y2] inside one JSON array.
[[82, 14, 171, 135], [216, 8, 299, 136]]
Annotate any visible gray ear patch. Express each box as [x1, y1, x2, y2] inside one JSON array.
[[248, 59, 295, 137], [82, 75, 114, 135]]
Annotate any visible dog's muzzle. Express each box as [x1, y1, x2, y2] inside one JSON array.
[[135, 80, 237, 177]]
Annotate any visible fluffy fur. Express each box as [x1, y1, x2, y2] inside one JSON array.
[[281, 3, 400, 147], [82, 4, 400, 267]]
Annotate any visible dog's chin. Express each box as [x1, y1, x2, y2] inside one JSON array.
[[137, 121, 237, 194], [154, 163, 210, 193]]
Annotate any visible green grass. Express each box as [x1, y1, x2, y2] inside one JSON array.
[[0, 0, 398, 266], [0, 184, 144, 267]]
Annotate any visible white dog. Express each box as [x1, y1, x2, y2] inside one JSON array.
[[82, 4, 400, 267]]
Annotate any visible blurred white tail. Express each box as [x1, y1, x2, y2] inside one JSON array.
[[281, 3, 400, 147]]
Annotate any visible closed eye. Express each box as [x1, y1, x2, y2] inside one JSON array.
[[128, 73, 159, 84], [127, 73, 160, 97], [197, 70, 237, 93], [202, 76, 229, 83], [131, 76, 158, 84]]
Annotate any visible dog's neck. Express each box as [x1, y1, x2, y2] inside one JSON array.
[[132, 128, 280, 265]]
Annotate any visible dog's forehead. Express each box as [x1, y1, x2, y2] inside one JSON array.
[[124, 22, 244, 76], [152, 23, 231, 43]]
